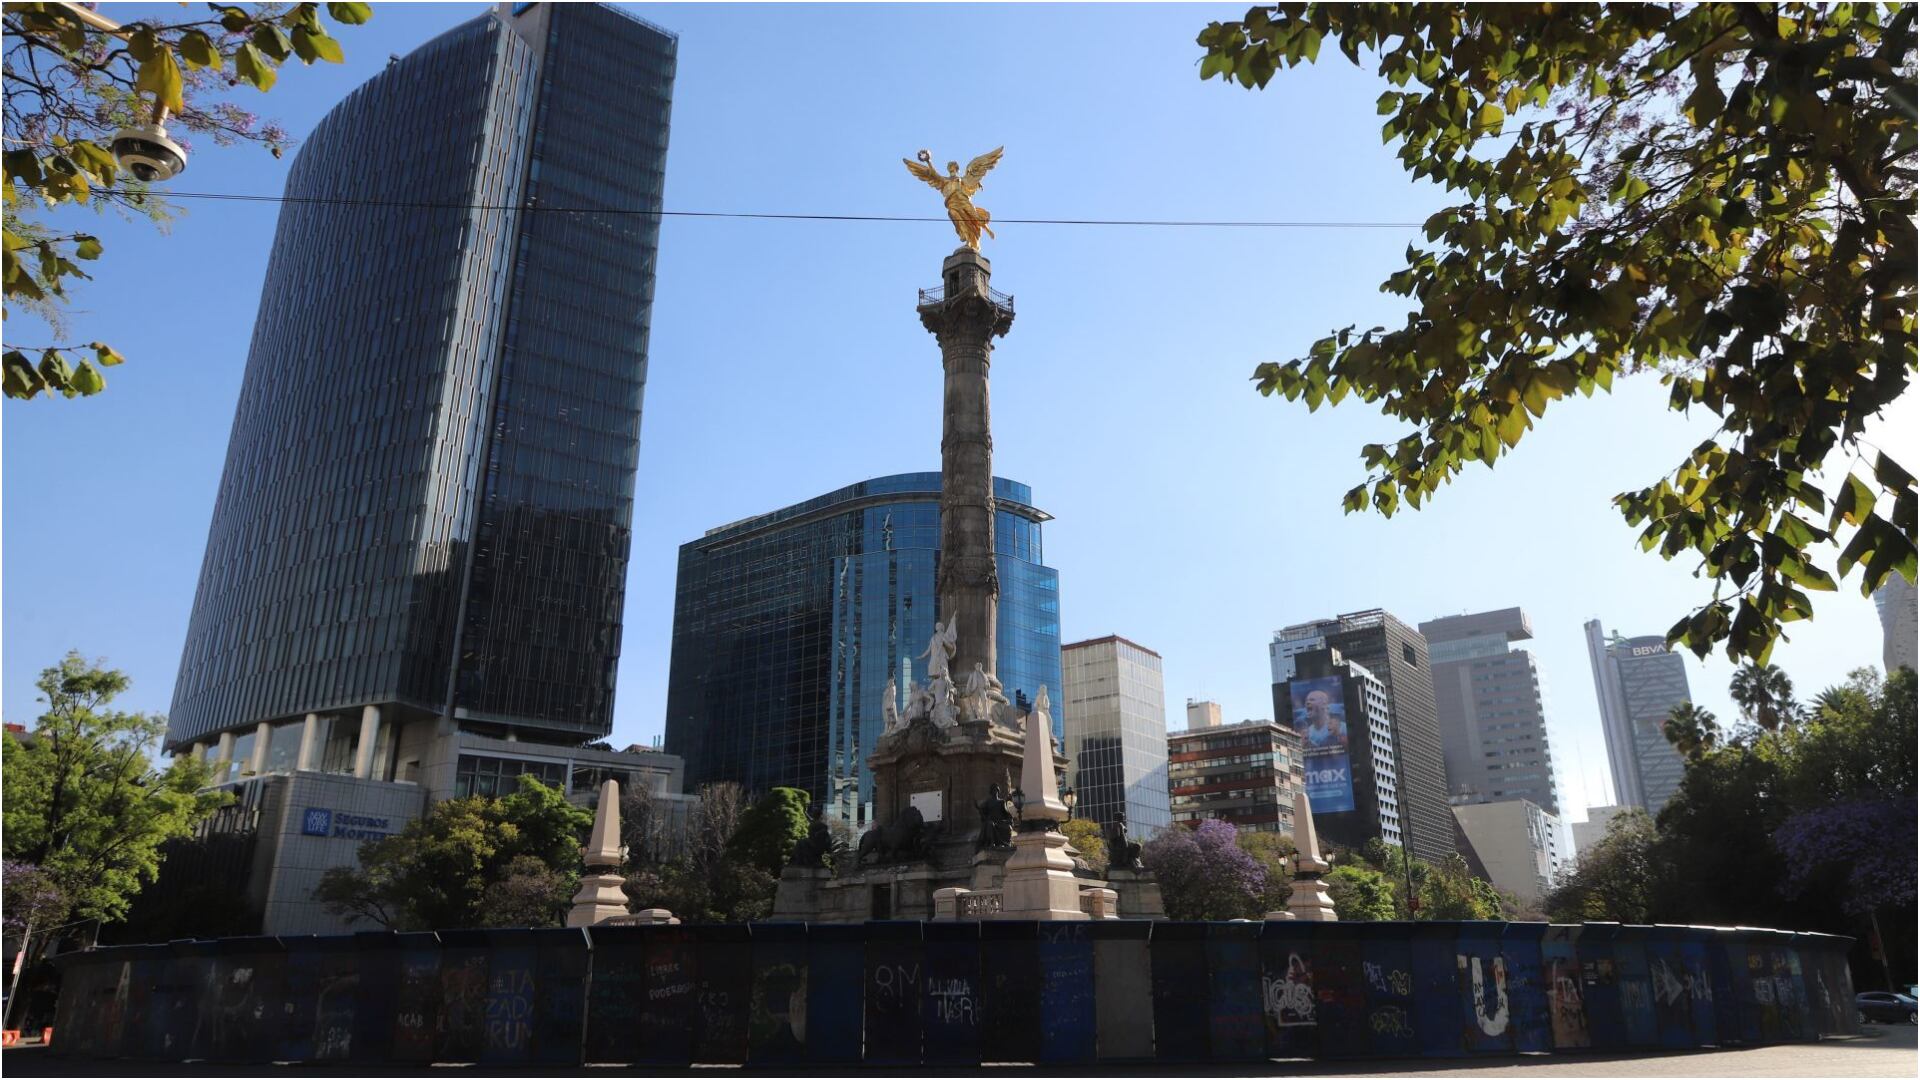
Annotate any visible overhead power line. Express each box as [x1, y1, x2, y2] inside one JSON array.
[[150, 188, 1426, 230]]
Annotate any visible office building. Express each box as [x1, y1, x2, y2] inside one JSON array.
[[1271, 647, 1405, 851], [1270, 610, 1454, 862], [1419, 608, 1562, 815], [158, 3, 679, 934], [1876, 576, 1917, 675], [1584, 621, 1692, 815], [1571, 803, 1633, 859], [1061, 636, 1172, 839], [1168, 720, 1305, 835], [1451, 799, 1561, 907], [1185, 699, 1223, 730], [664, 473, 1061, 826]]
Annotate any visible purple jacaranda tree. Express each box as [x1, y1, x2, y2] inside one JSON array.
[[1773, 796, 1918, 915], [2, 860, 67, 937], [1140, 818, 1269, 920]]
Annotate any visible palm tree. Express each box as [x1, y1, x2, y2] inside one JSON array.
[[1663, 703, 1720, 761], [1729, 663, 1800, 731]]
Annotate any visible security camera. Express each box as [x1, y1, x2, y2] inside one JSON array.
[[111, 122, 187, 182]]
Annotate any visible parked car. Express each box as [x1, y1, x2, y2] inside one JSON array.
[[1855, 991, 1918, 1024]]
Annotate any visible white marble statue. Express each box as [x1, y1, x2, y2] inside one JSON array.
[[919, 616, 957, 682], [881, 674, 903, 733], [905, 679, 934, 724], [930, 673, 959, 728]]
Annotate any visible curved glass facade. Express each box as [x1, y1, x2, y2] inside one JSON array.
[[167, 5, 675, 751], [664, 473, 1062, 825]]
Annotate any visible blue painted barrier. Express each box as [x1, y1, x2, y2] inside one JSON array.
[[803, 923, 864, 1063], [922, 920, 982, 1064], [47, 918, 1862, 1065], [1206, 922, 1265, 1061], [747, 923, 808, 1064], [1038, 922, 1095, 1063]]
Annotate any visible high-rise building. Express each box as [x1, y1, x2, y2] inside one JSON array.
[[1451, 799, 1561, 907], [1419, 608, 1562, 815], [154, 3, 680, 934], [1271, 647, 1405, 851], [664, 473, 1061, 826], [1185, 699, 1222, 730], [168, 3, 674, 768], [1168, 720, 1305, 835], [1584, 621, 1692, 815], [1875, 576, 1917, 676], [1270, 610, 1454, 862], [1061, 636, 1172, 839]]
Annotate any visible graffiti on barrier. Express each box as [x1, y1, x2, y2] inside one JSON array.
[[1458, 955, 1509, 1037], [1263, 952, 1316, 1027], [1363, 960, 1412, 997]]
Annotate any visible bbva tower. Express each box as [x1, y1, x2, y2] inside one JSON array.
[[167, 3, 674, 803]]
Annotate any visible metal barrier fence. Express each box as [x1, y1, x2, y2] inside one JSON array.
[[48, 920, 1858, 1064]]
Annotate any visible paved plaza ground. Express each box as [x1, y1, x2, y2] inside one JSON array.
[[3, 1023, 1914, 1077]]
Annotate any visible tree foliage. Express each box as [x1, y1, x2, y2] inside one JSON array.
[[1326, 863, 1399, 921], [1, 652, 228, 924], [621, 782, 776, 923], [1543, 809, 1658, 923], [1729, 661, 1803, 730], [725, 786, 812, 876], [1199, 3, 1918, 664], [1552, 665, 1916, 986], [314, 776, 590, 930], [2, 1, 371, 400], [1061, 817, 1108, 876], [1663, 701, 1722, 760]]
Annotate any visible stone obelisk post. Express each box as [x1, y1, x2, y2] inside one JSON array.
[[919, 249, 1015, 680], [567, 779, 632, 927]]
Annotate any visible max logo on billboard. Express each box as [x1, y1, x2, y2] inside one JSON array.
[[1305, 764, 1349, 785]]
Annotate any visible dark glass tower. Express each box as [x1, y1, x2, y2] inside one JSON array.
[[664, 473, 1062, 825], [167, 4, 674, 754], [1271, 610, 1456, 863]]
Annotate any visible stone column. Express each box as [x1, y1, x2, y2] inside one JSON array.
[[919, 248, 1014, 680], [212, 731, 236, 782], [999, 687, 1086, 920], [1271, 790, 1338, 922], [353, 705, 381, 780], [296, 713, 321, 772], [568, 779, 632, 927], [248, 721, 272, 776]]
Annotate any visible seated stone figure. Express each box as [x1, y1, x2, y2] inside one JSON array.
[[976, 783, 1015, 850], [856, 805, 929, 865], [1104, 809, 1144, 872], [787, 807, 838, 870]]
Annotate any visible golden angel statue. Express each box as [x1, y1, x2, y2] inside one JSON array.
[[903, 147, 1004, 251]]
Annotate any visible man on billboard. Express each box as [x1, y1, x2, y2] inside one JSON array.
[[1301, 687, 1348, 751]]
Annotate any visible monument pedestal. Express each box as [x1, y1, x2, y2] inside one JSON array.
[[999, 827, 1087, 921], [1105, 868, 1167, 919]]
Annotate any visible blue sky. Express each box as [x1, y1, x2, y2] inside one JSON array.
[[5, 3, 1912, 829]]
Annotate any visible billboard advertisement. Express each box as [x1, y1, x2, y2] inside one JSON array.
[[1289, 675, 1356, 813]]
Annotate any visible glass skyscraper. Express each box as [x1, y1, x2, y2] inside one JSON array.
[[1061, 635, 1172, 839], [1583, 620, 1693, 815], [664, 473, 1061, 826], [167, 4, 675, 768]]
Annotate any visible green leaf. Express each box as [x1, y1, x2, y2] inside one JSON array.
[[291, 25, 344, 64], [235, 43, 278, 91], [73, 235, 102, 260], [251, 24, 294, 62], [68, 359, 106, 396], [37, 350, 73, 393], [326, 1, 374, 24], [134, 47, 186, 114], [179, 30, 221, 71], [2, 350, 43, 399], [89, 342, 126, 367]]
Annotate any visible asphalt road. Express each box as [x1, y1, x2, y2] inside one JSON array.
[[2, 1023, 1913, 1076]]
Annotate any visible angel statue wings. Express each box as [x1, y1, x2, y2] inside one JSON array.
[[903, 147, 1004, 251]]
